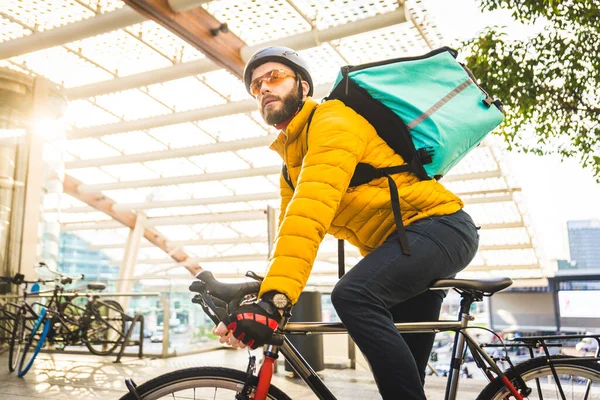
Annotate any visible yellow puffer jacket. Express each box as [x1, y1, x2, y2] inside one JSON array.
[[259, 98, 464, 303]]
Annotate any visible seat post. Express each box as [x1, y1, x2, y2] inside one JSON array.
[[445, 291, 482, 400], [457, 291, 482, 321]]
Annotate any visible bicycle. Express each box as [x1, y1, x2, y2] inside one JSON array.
[[4, 272, 57, 373], [58, 289, 126, 355], [121, 271, 600, 399], [10, 265, 126, 376], [0, 274, 20, 351]]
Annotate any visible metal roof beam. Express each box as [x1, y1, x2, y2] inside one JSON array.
[[140, 250, 360, 265], [65, 134, 277, 169], [62, 209, 266, 230], [67, 83, 330, 140], [465, 264, 540, 272], [64, 9, 407, 100], [0, 7, 145, 60], [462, 194, 514, 204], [479, 221, 525, 229], [442, 170, 502, 182], [122, 0, 246, 78], [48, 188, 522, 214], [146, 210, 266, 226], [76, 165, 280, 192], [478, 243, 533, 251], [68, 98, 254, 140], [239, 9, 407, 60], [74, 170, 515, 197], [87, 235, 270, 250], [62, 220, 124, 231], [112, 191, 278, 211]]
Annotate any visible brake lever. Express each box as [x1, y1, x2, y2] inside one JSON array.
[[201, 292, 229, 323], [245, 271, 264, 282], [192, 294, 221, 325]]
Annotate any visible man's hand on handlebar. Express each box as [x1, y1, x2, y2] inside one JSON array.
[[214, 300, 282, 350]]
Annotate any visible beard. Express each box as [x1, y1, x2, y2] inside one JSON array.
[[260, 87, 301, 126]]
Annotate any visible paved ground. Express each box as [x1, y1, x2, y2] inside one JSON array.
[[0, 348, 488, 399]]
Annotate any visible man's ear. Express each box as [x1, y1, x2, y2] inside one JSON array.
[[301, 80, 310, 100]]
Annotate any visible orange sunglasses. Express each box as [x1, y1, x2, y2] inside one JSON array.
[[250, 69, 296, 97]]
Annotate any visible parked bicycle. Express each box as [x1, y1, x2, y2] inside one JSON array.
[[8, 264, 126, 376], [0, 274, 23, 353], [3, 272, 57, 373], [121, 271, 600, 399]]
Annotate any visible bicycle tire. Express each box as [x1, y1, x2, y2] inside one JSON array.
[[476, 355, 600, 400], [17, 308, 51, 377], [84, 299, 125, 355], [8, 306, 25, 372], [118, 366, 292, 400], [58, 296, 88, 340], [0, 304, 12, 344]]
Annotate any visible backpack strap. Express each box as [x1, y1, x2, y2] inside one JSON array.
[[349, 163, 412, 256], [281, 164, 294, 190], [338, 239, 345, 278]]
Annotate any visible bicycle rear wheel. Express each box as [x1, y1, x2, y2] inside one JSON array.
[[118, 367, 291, 400], [477, 355, 600, 399], [84, 299, 124, 355], [8, 306, 25, 372]]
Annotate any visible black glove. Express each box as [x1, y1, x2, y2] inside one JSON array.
[[223, 301, 281, 349]]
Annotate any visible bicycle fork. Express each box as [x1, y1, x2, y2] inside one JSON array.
[[236, 351, 276, 400]]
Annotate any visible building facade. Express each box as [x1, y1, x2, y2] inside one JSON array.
[[568, 219, 600, 269], [57, 232, 120, 282]]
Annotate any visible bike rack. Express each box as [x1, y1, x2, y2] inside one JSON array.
[[114, 313, 145, 363]]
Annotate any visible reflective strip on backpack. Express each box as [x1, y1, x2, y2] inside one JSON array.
[[407, 78, 473, 130]]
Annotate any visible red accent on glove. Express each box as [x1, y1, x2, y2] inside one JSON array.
[[226, 321, 237, 332], [268, 319, 279, 330]]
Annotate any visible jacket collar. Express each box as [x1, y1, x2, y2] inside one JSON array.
[[269, 98, 318, 158]]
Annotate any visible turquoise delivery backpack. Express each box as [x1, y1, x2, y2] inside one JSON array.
[[328, 46, 504, 181], [283, 47, 504, 265]]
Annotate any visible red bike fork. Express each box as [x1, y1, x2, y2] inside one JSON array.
[[501, 375, 525, 400], [253, 355, 276, 400]]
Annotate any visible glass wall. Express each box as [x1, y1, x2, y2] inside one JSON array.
[[57, 232, 120, 282]]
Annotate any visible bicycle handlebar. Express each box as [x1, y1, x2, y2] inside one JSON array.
[[189, 270, 285, 346], [37, 262, 84, 283]]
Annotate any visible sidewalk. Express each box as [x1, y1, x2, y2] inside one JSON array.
[[0, 349, 487, 399]]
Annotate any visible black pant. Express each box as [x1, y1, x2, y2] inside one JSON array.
[[331, 210, 479, 399]]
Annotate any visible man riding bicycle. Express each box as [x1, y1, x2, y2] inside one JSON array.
[[213, 46, 480, 400]]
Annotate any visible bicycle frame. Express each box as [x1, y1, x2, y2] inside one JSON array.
[[268, 291, 520, 400]]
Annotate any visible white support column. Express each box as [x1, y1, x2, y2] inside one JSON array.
[[117, 212, 147, 294], [18, 78, 51, 280]]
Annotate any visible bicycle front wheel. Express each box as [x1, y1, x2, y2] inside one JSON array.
[[119, 367, 291, 400], [18, 308, 51, 377], [477, 355, 600, 400]]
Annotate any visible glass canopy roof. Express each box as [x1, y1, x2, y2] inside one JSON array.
[[0, 0, 546, 285]]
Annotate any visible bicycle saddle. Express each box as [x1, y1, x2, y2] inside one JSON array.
[[87, 282, 107, 291], [430, 277, 512, 294]]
